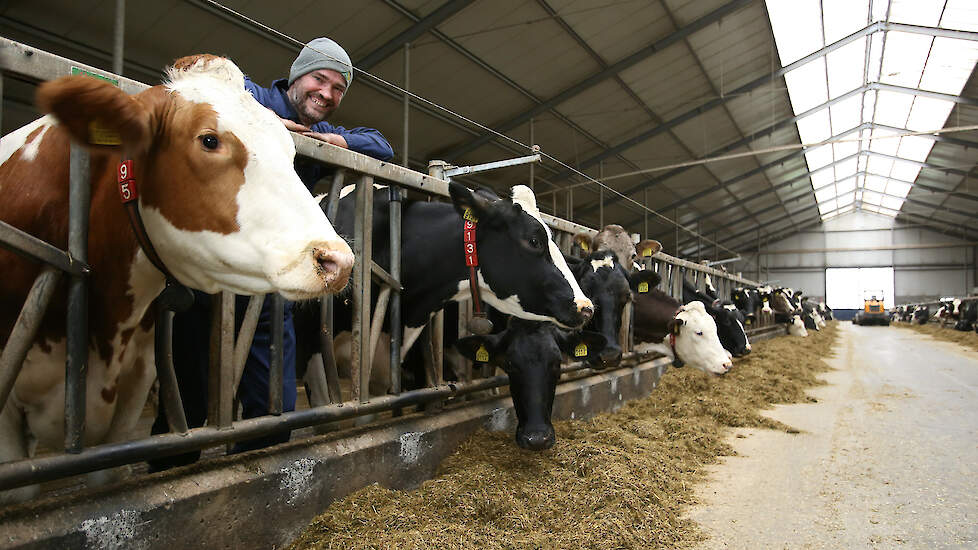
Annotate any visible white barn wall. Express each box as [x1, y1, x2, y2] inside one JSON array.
[[735, 211, 976, 303]]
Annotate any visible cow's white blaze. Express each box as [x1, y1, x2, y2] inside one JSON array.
[[510, 186, 591, 312], [0, 117, 53, 179], [452, 274, 580, 328], [789, 314, 808, 337], [144, 57, 351, 299], [590, 255, 614, 272], [672, 301, 733, 375]]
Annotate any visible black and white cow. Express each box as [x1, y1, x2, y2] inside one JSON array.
[[954, 300, 977, 332], [912, 305, 930, 325], [297, 183, 595, 377], [682, 280, 751, 357], [455, 319, 606, 450], [565, 250, 632, 368], [732, 287, 761, 326]]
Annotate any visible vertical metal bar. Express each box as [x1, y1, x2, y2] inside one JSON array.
[[318, 170, 346, 403], [65, 145, 90, 454], [389, 187, 403, 395], [155, 306, 188, 434], [402, 43, 410, 168], [432, 310, 444, 386], [599, 161, 604, 229], [366, 286, 392, 400], [459, 300, 473, 382], [0, 267, 61, 412], [112, 0, 125, 75], [643, 188, 648, 239], [268, 293, 284, 415], [208, 291, 235, 427], [529, 117, 535, 191], [0, 73, 4, 134], [232, 294, 265, 391], [674, 208, 679, 256], [351, 174, 374, 403]]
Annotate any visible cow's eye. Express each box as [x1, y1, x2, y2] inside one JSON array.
[[527, 237, 543, 250], [695, 330, 704, 336], [200, 134, 220, 150]]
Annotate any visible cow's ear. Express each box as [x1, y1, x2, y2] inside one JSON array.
[[571, 232, 593, 256], [667, 317, 684, 335], [628, 269, 661, 292], [455, 333, 506, 365], [36, 75, 157, 155], [554, 330, 607, 360], [449, 182, 496, 223], [636, 239, 662, 258]]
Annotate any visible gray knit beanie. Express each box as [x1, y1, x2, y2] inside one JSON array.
[[288, 37, 353, 88]]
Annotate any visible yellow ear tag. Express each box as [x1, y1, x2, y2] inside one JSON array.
[[88, 120, 121, 145], [581, 241, 589, 252], [643, 248, 653, 257], [638, 281, 649, 293], [574, 343, 588, 357], [475, 344, 489, 363], [463, 207, 479, 223]]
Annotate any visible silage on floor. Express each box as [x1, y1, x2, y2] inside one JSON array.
[[896, 321, 978, 352], [290, 324, 839, 550]]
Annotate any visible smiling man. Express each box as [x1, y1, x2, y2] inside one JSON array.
[[244, 36, 395, 185]]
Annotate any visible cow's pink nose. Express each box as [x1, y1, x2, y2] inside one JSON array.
[[314, 246, 354, 292]]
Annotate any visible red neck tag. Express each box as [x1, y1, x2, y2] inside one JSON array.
[[463, 218, 478, 267], [118, 159, 137, 203]]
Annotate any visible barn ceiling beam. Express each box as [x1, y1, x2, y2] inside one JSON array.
[[357, 0, 476, 69], [435, 0, 755, 160]]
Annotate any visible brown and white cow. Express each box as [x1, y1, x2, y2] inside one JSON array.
[[572, 224, 638, 272], [0, 55, 353, 501]]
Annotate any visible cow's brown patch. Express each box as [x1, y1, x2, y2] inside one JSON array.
[[137, 99, 245, 235]]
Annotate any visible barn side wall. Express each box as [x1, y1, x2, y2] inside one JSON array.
[[737, 211, 977, 304]]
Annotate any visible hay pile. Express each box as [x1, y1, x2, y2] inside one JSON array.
[[897, 322, 978, 352], [290, 324, 839, 550]]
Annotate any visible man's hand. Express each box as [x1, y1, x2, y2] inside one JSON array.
[[301, 132, 348, 149], [279, 117, 310, 133]]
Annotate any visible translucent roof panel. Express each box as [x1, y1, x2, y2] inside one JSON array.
[[765, 0, 978, 220]]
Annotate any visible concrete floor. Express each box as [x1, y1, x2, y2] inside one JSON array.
[[688, 322, 978, 549]]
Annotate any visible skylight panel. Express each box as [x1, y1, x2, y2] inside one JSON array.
[[890, 159, 922, 181], [838, 177, 857, 194], [867, 154, 894, 174], [886, 179, 912, 197], [919, 38, 978, 95], [826, 39, 867, 99], [870, 0, 888, 22], [767, 0, 824, 65], [896, 135, 935, 162], [834, 139, 860, 160], [865, 174, 888, 192], [863, 189, 883, 205], [869, 128, 900, 156], [836, 157, 859, 179], [811, 169, 835, 189], [806, 145, 834, 170], [941, 0, 978, 32], [867, 32, 884, 82], [830, 95, 863, 135], [797, 109, 832, 143], [905, 96, 955, 131], [863, 204, 880, 213], [879, 32, 932, 89], [784, 58, 829, 114], [818, 198, 838, 214], [816, 185, 837, 203], [838, 192, 856, 206], [888, 0, 944, 27], [873, 90, 914, 127], [857, 154, 868, 173], [823, 0, 870, 43], [880, 194, 904, 210]]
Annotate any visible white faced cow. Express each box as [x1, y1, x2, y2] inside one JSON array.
[[0, 55, 353, 501]]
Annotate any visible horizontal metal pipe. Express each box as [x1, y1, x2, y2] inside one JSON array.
[[0, 220, 90, 276]]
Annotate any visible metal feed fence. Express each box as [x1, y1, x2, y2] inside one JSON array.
[[0, 39, 764, 496]]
